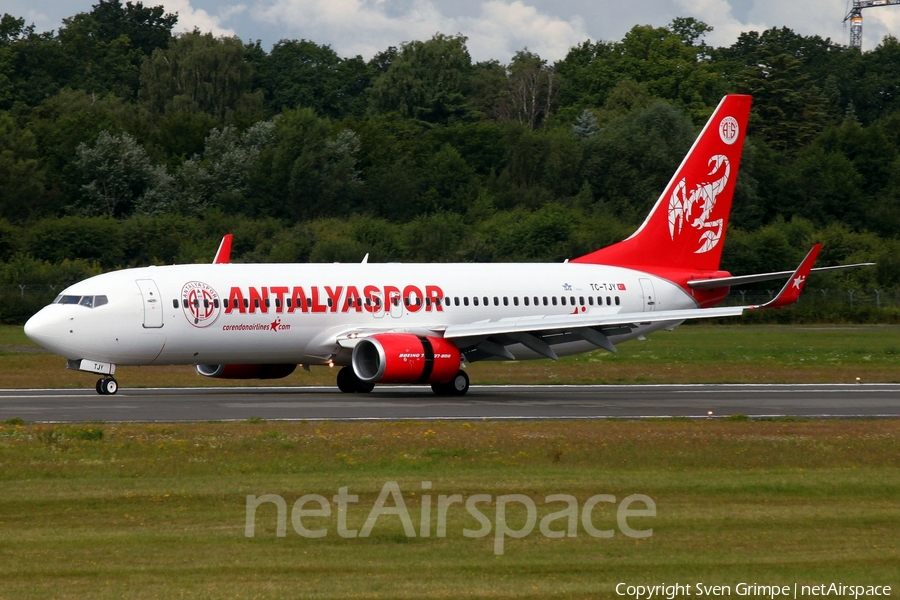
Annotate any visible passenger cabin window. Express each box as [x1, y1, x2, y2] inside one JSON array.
[[552, 297, 557, 306], [588, 297, 594, 306], [513, 297, 518, 306], [615, 296, 621, 305], [172, 299, 179, 309], [607, 296, 611, 305], [560, 297, 566, 306], [523, 297, 529, 306], [463, 297, 469, 306], [473, 297, 479, 306], [493, 297, 499, 306]]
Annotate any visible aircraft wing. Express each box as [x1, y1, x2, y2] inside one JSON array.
[[440, 306, 743, 359]]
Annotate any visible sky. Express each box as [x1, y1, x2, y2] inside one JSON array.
[[3, 0, 899, 62]]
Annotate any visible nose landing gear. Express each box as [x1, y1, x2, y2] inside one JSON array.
[[96, 377, 118, 395]]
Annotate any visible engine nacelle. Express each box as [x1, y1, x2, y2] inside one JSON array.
[[195, 364, 297, 379], [351, 334, 461, 384]]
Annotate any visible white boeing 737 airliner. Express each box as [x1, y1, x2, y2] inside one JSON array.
[[24, 95, 866, 395]]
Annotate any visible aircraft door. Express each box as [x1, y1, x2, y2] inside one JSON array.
[[639, 278, 656, 312], [371, 291, 385, 318], [388, 290, 403, 318], [136, 279, 164, 328]]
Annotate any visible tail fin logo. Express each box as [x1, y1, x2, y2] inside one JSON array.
[[719, 117, 739, 145], [667, 154, 731, 254]]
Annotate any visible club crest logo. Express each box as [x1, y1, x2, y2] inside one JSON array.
[[181, 281, 221, 328], [719, 116, 739, 145]]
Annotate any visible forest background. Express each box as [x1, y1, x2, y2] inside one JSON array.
[[1, 1, 900, 323]]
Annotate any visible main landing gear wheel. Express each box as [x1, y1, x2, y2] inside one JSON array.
[[336, 366, 374, 394], [431, 370, 469, 396], [96, 377, 118, 395]]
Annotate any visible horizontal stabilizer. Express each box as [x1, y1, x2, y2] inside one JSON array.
[[688, 262, 875, 289]]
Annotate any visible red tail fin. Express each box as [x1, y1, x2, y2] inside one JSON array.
[[213, 234, 233, 264], [573, 95, 752, 271]]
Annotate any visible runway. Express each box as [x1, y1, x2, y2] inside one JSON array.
[[0, 384, 899, 422]]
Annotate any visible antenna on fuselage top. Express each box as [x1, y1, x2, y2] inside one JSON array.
[[361, 253, 369, 264]]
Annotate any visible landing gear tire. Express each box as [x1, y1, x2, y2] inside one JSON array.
[[432, 370, 469, 396], [337, 366, 374, 394], [96, 377, 118, 395]]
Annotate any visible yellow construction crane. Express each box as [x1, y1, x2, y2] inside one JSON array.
[[844, 0, 900, 49]]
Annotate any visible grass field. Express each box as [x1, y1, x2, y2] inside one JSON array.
[[0, 419, 897, 599], [1, 324, 898, 389]]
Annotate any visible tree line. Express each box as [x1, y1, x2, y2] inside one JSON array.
[[1, 1, 900, 321]]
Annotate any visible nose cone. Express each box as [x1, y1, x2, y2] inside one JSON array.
[[24, 307, 63, 350]]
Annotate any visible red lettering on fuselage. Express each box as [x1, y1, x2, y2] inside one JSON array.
[[270, 286, 288, 313], [310, 287, 327, 313], [403, 285, 423, 313], [384, 285, 400, 311], [226, 287, 245, 314], [248, 287, 268, 313], [222, 285, 446, 315], [288, 287, 307, 313], [425, 285, 444, 312], [344, 286, 362, 313], [325, 286, 343, 313], [364, 285, 381, 313]]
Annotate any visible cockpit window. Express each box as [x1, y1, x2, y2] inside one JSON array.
[[54, 294, 108, 308]]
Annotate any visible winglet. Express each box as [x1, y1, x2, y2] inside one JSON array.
[[751, 244, 821, 310], [213, 234, 233, 264]]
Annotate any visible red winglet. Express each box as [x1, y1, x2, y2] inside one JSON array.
[[213, 234, 233, 264], [751, 244, 822, 310]]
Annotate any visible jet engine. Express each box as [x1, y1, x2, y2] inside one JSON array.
[[195, 364, 297, 379], [351, 333, 460, 384]]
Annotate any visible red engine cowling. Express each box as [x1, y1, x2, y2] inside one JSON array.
[[351, 334, 460, 384], [195, 364, 297, 379]]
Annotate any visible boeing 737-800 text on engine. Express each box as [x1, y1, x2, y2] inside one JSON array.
[[23, 95, 868, 395]]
